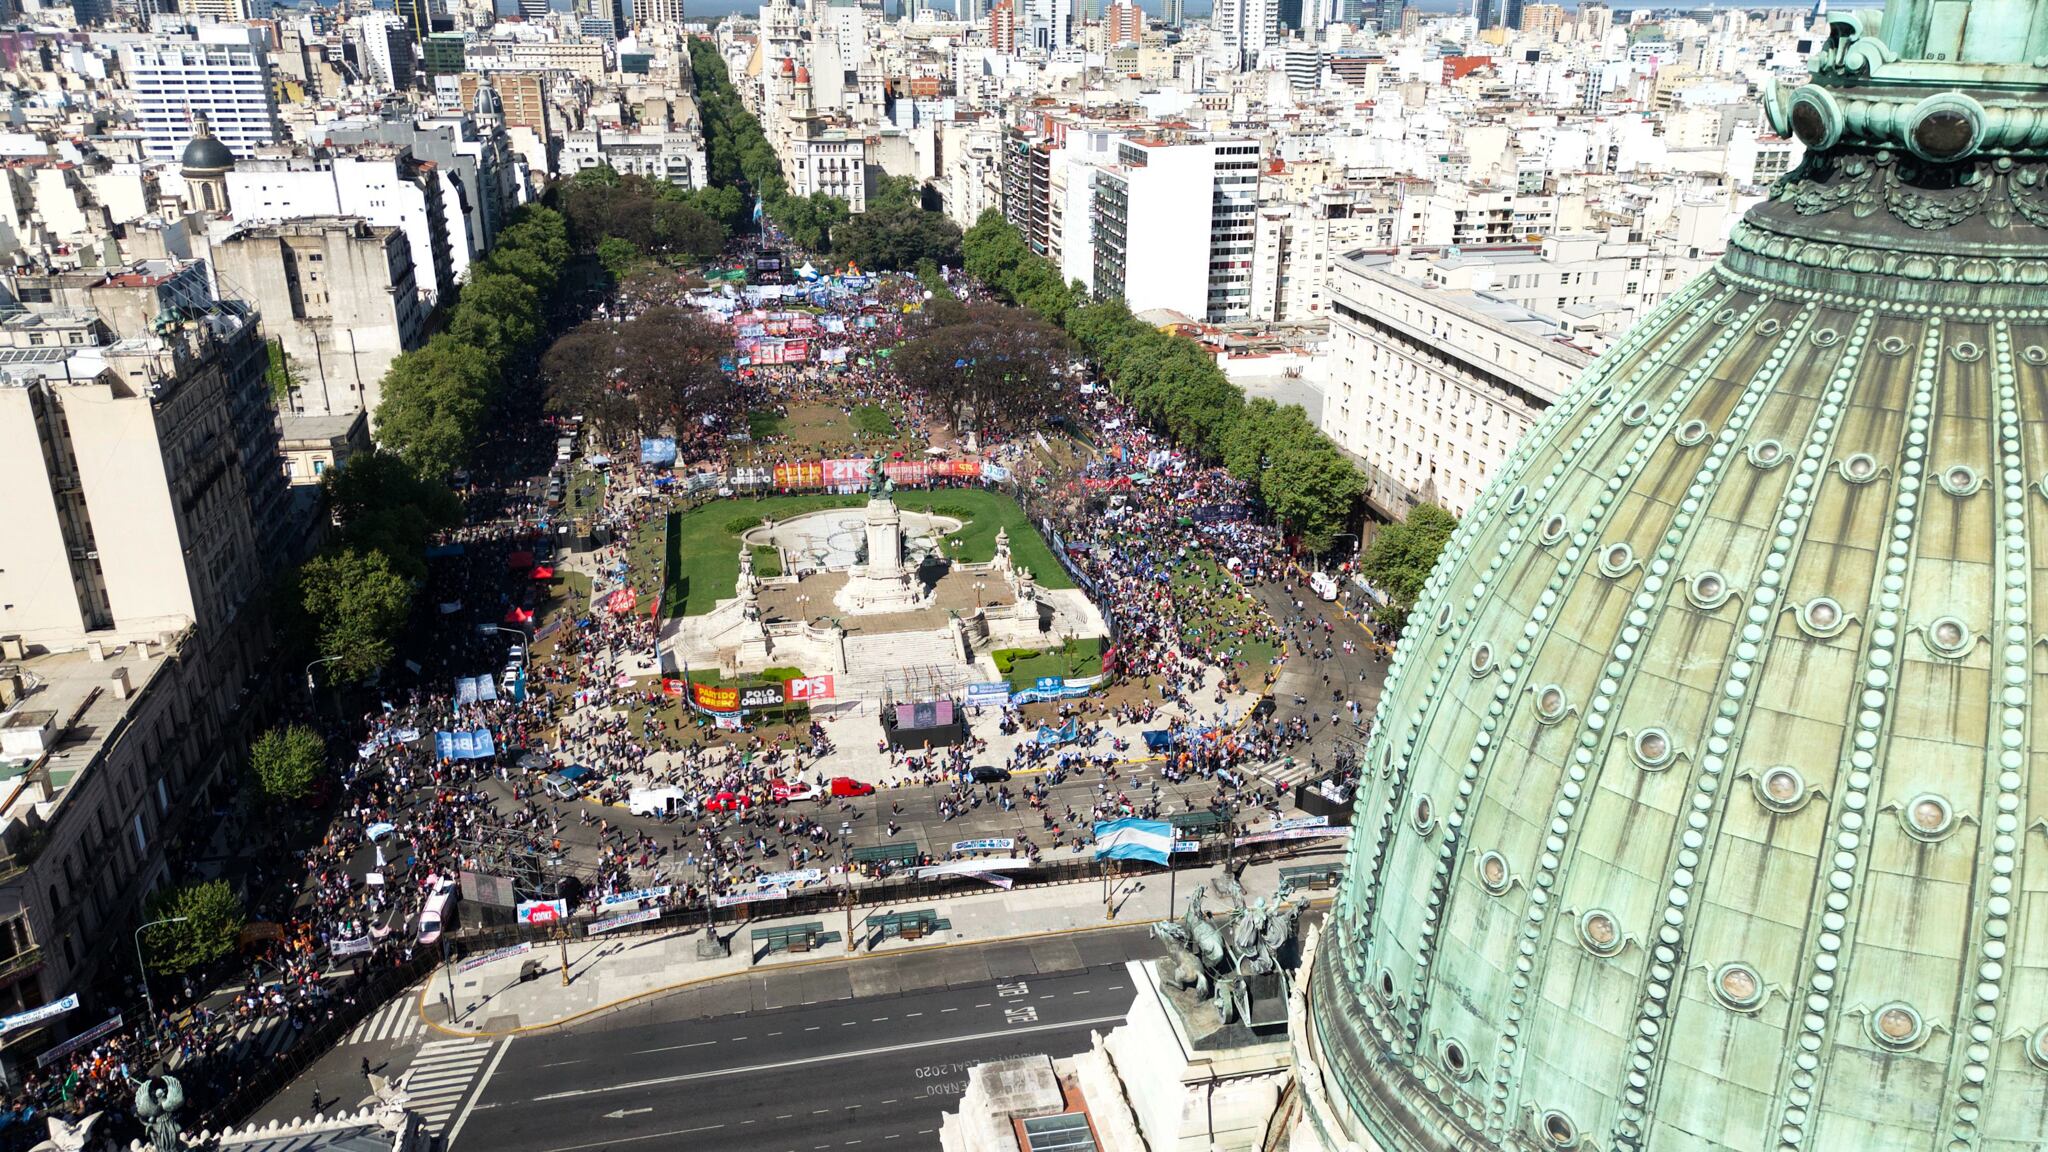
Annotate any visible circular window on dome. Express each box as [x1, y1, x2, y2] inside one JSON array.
[[1435, 602, 1454, 633], [2028, 1024, 2048, 1071], [1788, 86, 1843, 151], [1674, 419, 1709, 447], [1713, 962, 1766, 1012], [1950, 340, 1984, 363], [2024, 345, 2048, 367], [1478, 850, 1511, 895], [1877, 335, 1909, 357], [1506, 485, 1527, 512], [1756, 317, 1782, 336], [1798, 597, 1850, 638], [1622, 401, 1651, 426], [1598, 542, 1635, 578], [1810, 326, 1841, 348], [1714, 307, 1738, 325], [1592, 384, 1613, 405], [1924, 616, 1973, 658], [1578, 909, 1624, 957], [1687, 570, 1733, 610], [1747, 440, 1787, 470], [1534, 684, 1569, 725], [1441, 1038, 1474, 1082], [1469, 643, 1496, 677], [1869, 1002, 1928, 1051], [1378, 969, 1397, 1002], [1539, 514, 1569, 546], [1940, 464, 1982, 497], [1755, 766, 1809, 813], [1840, 453, 1880, 484], [1632, 727, 1675, 769], [1413, 795, 1437, 836], [1901, 793, 1955, 841], [1538, 1110, 1580, 1150]]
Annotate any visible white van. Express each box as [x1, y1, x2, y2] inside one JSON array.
[[628, 787, 691, 818]]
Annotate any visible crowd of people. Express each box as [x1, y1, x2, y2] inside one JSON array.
[[1, 237, 1373, 1148]]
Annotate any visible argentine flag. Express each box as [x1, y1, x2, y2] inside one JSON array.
[[1093, 819, 1174, 865]]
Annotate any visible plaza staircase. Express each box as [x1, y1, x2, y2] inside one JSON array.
[[835, 630, 980, 703]]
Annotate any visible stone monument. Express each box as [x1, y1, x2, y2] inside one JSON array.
[[834, 459, 928, 614]]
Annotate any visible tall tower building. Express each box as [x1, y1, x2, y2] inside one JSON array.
[[987, 0, 1015, 52], [394, 0, 432, 42], [1211, 0, 1278, 68], [1296, 7, 2048, 1152], [1162, 0, 1182, 29]]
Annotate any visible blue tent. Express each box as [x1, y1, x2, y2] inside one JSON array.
[[1142, 730, 1175, 753]]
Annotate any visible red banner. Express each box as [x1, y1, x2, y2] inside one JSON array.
[[784, 675, 835, 702], [823, 458, 869, 486], [605, 588, 637, 615], [691, 682, 740, 712], [662, 678, 687, 697], [775, 461, 824, 490], [783, 339, 809, 363]]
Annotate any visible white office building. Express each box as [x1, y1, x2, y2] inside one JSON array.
[[1320, 251, 1590, 518], [117, 25, 283, 162], [1209, 0, 1278, 70], [1092, 138, 1261, 323]]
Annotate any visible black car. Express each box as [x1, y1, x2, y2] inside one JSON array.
[[969, 766, 1011, 783]]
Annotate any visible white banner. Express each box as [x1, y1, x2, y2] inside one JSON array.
[[588, 908, 662, 935], [599, 885, 673, 909], [713, 889, 789, 908], [1232, 826, 1351, 848], [459, 942, 532, 973], [914, 857, 1035, 879], [2, 995, 79, 1035]]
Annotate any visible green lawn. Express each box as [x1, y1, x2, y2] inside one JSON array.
[[1163, 552, 1279, 672], [659, 489, 1070, 617], [1000, 637, 1105, 690], [747, 409, 787, 440], [566, 464, 605, 521]]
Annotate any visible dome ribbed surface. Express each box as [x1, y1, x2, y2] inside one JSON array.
[[1304, 8, 2048, 1152]]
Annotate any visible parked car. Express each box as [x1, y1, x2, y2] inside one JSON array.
[[771, 780, 819, 803], [514, 751, 554, 774], [969, 766, 1011, 783], [827, 777, 875, 798], [704, 790, 753, 812]]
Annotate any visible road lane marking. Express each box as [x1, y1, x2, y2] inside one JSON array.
[[905, 1013, 922, 1018], [1073, 990, 1091, 995], [444, 1036, 513, 1151], [542, 1059, 587, 1067], [940, 1008, 958, 1013], [974, 1003, 991, 1008], [805, 1027, 820, 1032], [732, 1036, 749, 1041], [870, 1017, 889, 1022], [522, 1014, 1128, 1103], [635, 1040, 717, 1054], [769, 1032, 783, 1037], [539, 1124, 724, 1152]]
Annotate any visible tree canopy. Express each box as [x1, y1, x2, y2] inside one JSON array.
[[1359, 504, 1459, 628], [321, 449, 461, 581], [143, 880, 246, 973], [891, 302, 1073, 440], [249, 723, 326, 806], [962, 212, 1364, 548], [541, 306, 735, 441], [287, 547, 415, 683]]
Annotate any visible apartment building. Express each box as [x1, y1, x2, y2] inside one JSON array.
[[116, 25, 284, 162], [1092, 137, 1261, 323]]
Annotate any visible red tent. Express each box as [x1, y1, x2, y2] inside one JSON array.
[[503, 606, 535, 625], [531, 565, 556, 580]]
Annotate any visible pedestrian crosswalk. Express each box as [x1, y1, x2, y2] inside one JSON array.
[[402, 1038, 496, 1139], [344, 991, 428, 1047]]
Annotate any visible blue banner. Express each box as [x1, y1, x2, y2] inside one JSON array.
[[435, 729, 497, 761], [640, 438, 678, 467], [1034, 718, 1080, 746]]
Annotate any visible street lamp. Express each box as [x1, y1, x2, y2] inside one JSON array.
[[304, 654, 342, 701], [134, 916, 189, 1036], [489, 625, 529, 667], [973, 580, 986, 609]]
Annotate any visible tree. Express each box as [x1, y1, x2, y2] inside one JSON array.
[[541, 308, 734, 438], [322, 450, 461, 581], [891, 303, 1073, 439], [292, 547, 414, 682], [143, 880, 245, 973], [374, 335, 499, 478], [1360, 504, 1459, 628], [596, 235, 644, 279], [250, 723, 326, 806], [448, 271, 542, 352]]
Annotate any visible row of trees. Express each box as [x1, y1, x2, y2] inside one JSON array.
[[542, 305, 735, 445], [689, 41, 961, 271], [960, 211, 1366, 552], [558, 166, 742, 277]]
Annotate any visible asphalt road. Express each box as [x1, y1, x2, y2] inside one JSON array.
[[255, 926, 1167, 1150], [454, 963, 1142, 1152]]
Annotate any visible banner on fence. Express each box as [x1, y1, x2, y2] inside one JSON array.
[[965, 871, 1014, 890], [36, 1014, 122, 1068], [331, 935, 374, 958], [460, 942, 532, 973], [951, 838, 1015, 853], [588, 908, 662, 935], [1231, 826, 1352, 848], [712, 889, 788, 908], [966, 681, 1011, 707], [914, 858, 1033, 879], [599, 885, 673, 909], [756, 869, 822, 888]]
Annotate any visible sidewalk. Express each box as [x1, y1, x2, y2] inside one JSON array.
[[415, 846, 1345, 1037]]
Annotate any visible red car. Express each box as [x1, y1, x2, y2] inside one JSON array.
[[771, 780, 819, 803], [704, 790, 753, 812], [828, 777, 875, 798]]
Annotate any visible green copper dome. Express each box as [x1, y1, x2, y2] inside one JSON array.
[[1299, 4, 2048, 1151]]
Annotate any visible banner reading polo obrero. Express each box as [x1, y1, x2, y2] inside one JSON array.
[[1093, 818, 1175, 866]]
